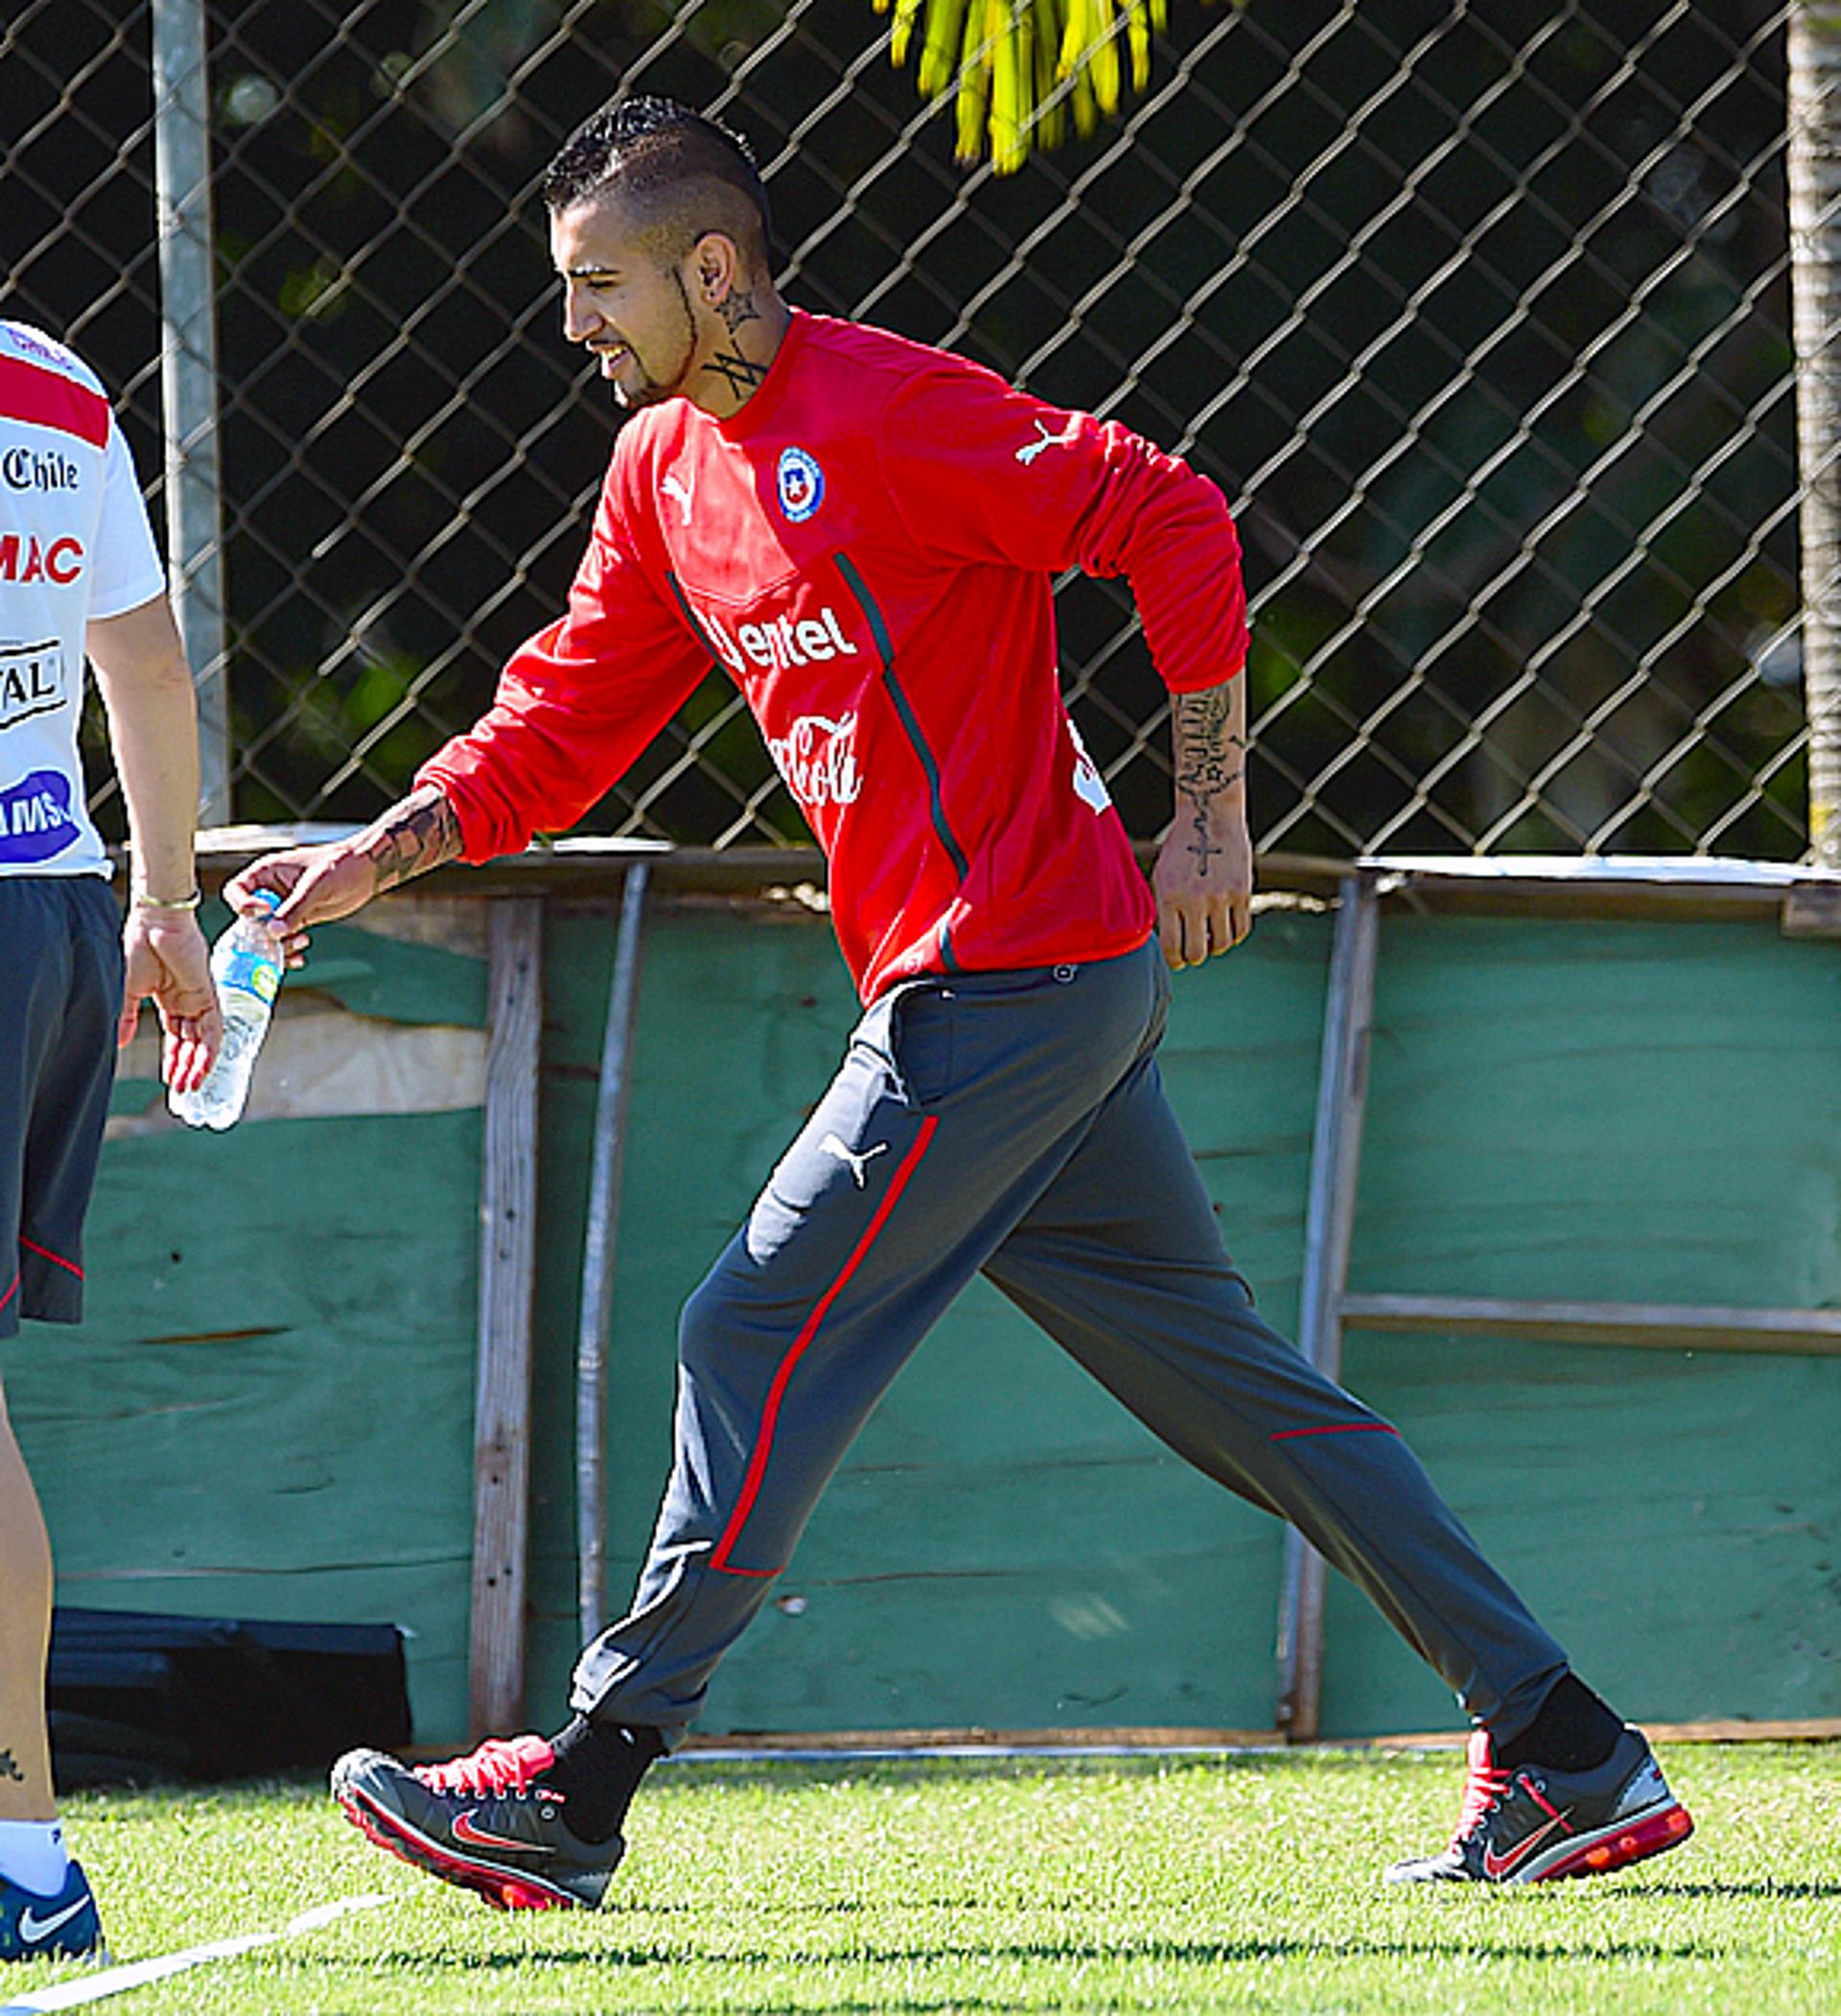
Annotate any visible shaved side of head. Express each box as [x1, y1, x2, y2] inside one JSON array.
[[543, 96, 772, 276]]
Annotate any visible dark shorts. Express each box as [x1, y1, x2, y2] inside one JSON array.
[[0, 877, 122, 1340]]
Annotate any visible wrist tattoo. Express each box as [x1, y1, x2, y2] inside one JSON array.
[[1173, 685, 1248, 879], [0, 1748, 22, 1783], [1187, 806, 1223, 875], [360, 790, 460, 894]]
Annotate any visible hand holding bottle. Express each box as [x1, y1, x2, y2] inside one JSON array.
[[168, 889, 286, 1131]]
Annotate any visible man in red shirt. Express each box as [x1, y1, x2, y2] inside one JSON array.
[[230, 97, 1691, 1906]]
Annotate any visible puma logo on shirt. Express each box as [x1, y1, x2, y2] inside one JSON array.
[[1015, 417, 1080, 465]]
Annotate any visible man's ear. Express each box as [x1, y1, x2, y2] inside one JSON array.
[[692, 230, 741, 304]]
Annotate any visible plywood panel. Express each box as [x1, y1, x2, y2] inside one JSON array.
[[183, 897, 490, 1029], [1321, 1334, 1841, 1736], [523, 906, 1333, 1738], [1318, 915, 1841, 1736], [111, 1007, 485, 1131], [9, 1112, 481, 1745], [27, 902, 1834, 1752], [1350, 918, 1841, 1310]]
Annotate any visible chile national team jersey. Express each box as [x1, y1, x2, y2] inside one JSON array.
[[0, 322, 166, 879], [421, 311, 1248, 1001]]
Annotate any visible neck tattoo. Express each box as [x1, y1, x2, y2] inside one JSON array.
[[717, 288, 761, 337], [704, 347, 770, 398]]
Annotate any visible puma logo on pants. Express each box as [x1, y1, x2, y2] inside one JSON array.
[[819, 1133, 888, 1187]]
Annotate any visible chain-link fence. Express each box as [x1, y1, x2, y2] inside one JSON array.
[[2, 0, 1813, 858]]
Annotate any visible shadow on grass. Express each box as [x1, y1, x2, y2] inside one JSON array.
[[358, 1933, 1744, 1974], [1638, 1878, 1841, 1900], [664, 1753, 1364, 1785]]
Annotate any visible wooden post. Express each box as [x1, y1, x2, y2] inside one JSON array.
[[1275, 872, 1381, 1741], [470, 897, 543, 1739]]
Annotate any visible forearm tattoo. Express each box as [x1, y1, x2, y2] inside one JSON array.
[[0, 1748, 22, 1783], [360, 788, 461, 893], [1173, 686, 1249, 878], [1174, 685, 1249, 801]]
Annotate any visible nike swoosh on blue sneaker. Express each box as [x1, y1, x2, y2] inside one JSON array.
[[1, 1860, 105, 1961], [17, 1897, 92, 1943]]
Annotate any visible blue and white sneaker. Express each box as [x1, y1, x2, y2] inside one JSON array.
[[0, 1861, 105, 1962]]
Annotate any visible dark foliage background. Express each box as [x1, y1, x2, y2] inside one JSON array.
[[2, 0, 1806, 856]]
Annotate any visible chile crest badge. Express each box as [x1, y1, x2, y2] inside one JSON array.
[[776, 446, 825, 524]]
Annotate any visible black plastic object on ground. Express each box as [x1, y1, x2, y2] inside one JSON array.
[[48, 1607, 411, 1787]]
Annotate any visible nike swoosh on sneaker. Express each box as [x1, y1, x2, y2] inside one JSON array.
[[18, 1896, 91, 1943], [451, 1811, 541, 1853], [1482, 1811, 1569, 1880]]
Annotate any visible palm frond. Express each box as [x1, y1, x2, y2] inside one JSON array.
[[886, 0, 1215, 173]]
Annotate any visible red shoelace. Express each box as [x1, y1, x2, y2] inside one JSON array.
[[1451, 1727, 1510, 1845], [414, 1734, 559, 1798]]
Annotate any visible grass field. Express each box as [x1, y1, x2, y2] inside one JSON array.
[[6, 1743, 1836, 2014]]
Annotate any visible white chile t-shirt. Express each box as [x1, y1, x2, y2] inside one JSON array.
[[0, 320, 167, 879]]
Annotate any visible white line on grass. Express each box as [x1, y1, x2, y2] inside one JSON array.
[[0, 1893, 389, 2014]]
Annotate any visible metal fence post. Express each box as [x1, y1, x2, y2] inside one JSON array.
[[1790, 2, 1841, 869], [576, 860, 652, 1647], [151, 0, 231, 827], [1275, 872, 1381, 1741]]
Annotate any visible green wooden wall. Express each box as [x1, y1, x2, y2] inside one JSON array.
[[6, 897, 1836, 1750], [1326, 918, 1841, 1736]]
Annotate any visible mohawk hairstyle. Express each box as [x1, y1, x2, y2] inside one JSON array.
[[542, 96, 772, 264]]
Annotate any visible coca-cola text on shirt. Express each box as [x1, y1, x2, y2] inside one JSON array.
[[767, 713, 862, 810]]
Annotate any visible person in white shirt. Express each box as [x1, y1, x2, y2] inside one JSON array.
[[0, 320, 221, 1961]]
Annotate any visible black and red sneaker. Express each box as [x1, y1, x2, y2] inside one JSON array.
[[1386, 1725, 1693, 1885], [332, 1735, 621, 1910]]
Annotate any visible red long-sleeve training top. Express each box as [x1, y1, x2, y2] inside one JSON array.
[[420, 310, 1247, 1003]]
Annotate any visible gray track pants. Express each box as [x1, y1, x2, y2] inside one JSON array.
[[571, 938, 1568, 1743]]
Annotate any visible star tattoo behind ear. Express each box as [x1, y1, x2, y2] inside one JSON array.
[[716, 289, 762, 336]]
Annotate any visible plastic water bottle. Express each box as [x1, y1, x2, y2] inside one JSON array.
[[169, 889, 286, 1131]]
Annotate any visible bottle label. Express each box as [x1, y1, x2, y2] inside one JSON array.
[[221, 945, 281, 1006]]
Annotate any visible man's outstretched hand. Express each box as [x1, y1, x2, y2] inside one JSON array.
[[223, 843, 380, 969], [223, 788, 462, 964]]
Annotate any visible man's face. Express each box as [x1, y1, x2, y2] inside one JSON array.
[[550, 192, 701, 411]]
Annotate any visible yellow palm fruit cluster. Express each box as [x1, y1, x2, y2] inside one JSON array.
[[877, 0, 1174, 174]]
